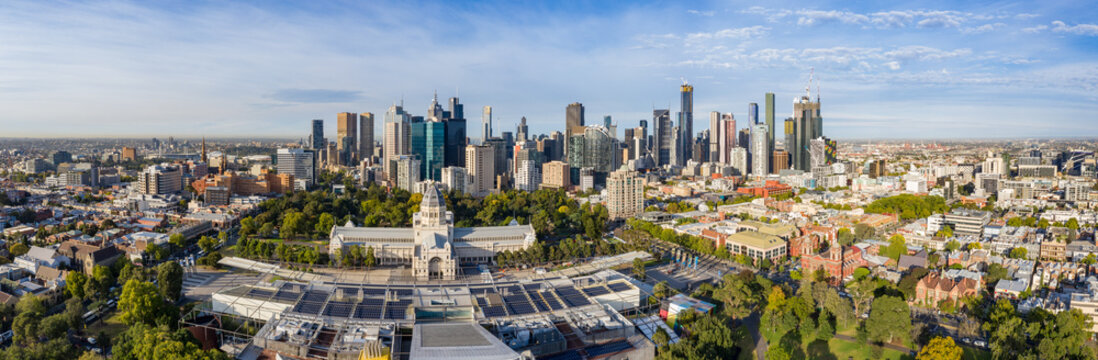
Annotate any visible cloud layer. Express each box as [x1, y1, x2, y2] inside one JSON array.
[[0, 1, 1096, 139]]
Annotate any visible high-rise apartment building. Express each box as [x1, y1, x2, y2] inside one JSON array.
[[606, 169, 645, 221], [482, 106, 492, 143], [394, 155, 420, 192], [541, 161, 570, 190], [709, 111, 721, 163], [277, 148, 316, 186], [678, 83, 694, 164], [337, 112, 358, 165], [709, 112, 736, 164], [515, 160, 540, 192], [565, 102, 585, 156], [809, 137, 836, 169], [137, 164, 182, 195], [359, 113, 374, 159], [653, 109, 673, 166], [792, 93, 822, 171], [751, 125, 769, 177], [310, 119, 324, 150], [440, 166, 470, 194], [772, 150, 790, 173], [465, 145, 495, 196], [730, 148, 748, 176]]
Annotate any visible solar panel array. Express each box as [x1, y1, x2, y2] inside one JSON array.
[[385, 300, 411, 319], [607, 282, 632, 292], [503, 294, 536, 315], [482, 305, 507, 317], [585, 340, 632, 357], [323, 301, 353, 317], [555, 286, 591, 307], [582, 286, 610, 297]]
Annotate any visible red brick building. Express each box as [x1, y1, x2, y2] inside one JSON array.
[[736, 180, 793, 198], [914, 272, 980, 306], [800, 235, 866, 281]]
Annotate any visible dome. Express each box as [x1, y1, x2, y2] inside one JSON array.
[[420, 183, 445, 211]]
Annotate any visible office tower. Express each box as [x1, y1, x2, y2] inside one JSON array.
[[603, 115, 612, 128], [427, 92, 444, 121], [137, 164, 182, 195], [565, 103, 585, 157], [568, 126, 617, 186], [693, 132, 709, 163], [784, 118, 795, 167], [548, 131, 565, 161], [738, 129, 751, 150], [50, 151, 72, 165], [444, 97, 467, 168], [337, 112, 358, 164], [792, 89, 823, 171], [441, 166, 470, 194], [482, 106, 493, 143], [751, 125, 769, 176], [517, 117, 528, 141], [394, 156, 421, 192], [730, 147, 748, 176], [749, 102, 759, 125], [384, 104, 411, 176], [772, 150, 790, 173], [359, 113, 374, 160], [541, 161, 570, 189], [515, 160, 540, 192], [483, 138, 510, 180], [868, 159, 887, 178], [678, 83, 694, 164], [607, 169, 645, 221], [310, 119, 324, 150], [411, 119, 445, 181], [653, 109, 673, 166], [465, 145, 495, 196], [277, 148, 316, 186], [764, 92, 776, 159]]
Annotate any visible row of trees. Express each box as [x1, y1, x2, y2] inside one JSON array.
[[495, 235, 637, 268], [864, 194, 949, 220], [234, 237, 326, 266]]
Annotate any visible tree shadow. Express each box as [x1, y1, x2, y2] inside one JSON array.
[[804, 339, 839, 360], [780, 332, 806, 360]]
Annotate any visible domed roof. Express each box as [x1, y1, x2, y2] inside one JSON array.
[[420, 183, 445, 210]]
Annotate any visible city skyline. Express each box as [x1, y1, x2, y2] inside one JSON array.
[[1, 1, 1097, 139]]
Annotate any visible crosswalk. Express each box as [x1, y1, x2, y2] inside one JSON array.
[[183, 272, 215, 289]]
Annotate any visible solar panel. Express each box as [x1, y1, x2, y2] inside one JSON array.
[[476, 297, 488, 306], [582, 286, 610, 297], [246, 289, 274, 298], [527, 291, 549, 312], [293, 301, 323, 315], [385, 301, 410, 319], [523, 284, 541, 291], [323, 301, 353, 317], [362, 288, 387, 296], [585, 340, 632, 357], [391, 288, 413, 296], [337, 287, 359, 297], [353, 305, 383, 319], [360, 298, 384, 306], [302, 291, 329, 302], [274, 290, 301, 301], [540, 292, 564, 310], [481, 306, 507, 317], [562, 295, 590, 307], [608, 282, 632, 292]]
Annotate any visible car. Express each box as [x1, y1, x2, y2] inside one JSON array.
[[974, 340, 987, 347]]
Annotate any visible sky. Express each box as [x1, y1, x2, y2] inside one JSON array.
[[1, 0, 1097, 140]]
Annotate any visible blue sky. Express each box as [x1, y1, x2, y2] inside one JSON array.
[[1, 0, 1096, 139]]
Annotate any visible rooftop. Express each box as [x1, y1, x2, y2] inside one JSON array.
[[726, 231, 785, 250]]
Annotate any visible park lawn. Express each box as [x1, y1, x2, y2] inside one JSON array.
[[734, 326, 756, 360], [86, 311, 127, 340], [822, 338, 910, 360], [961, 346, 991, 360]]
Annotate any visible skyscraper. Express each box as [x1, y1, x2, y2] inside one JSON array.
[[653, 109, 672, 166], [482, 106, 492, 143], [517, 116, 528, 141], [720, 113, 736, 164], [678, 83, 694, 164], [337, 112, 358, 165], [748, 102, 759, 125], [764, 92, 776, 159], [709, 111, 721, 163], [772, 150, 789, 173], [444, 97, 467, 168], [384, 105, 410, 177], [752, 125, 769, 177], [792, 93, 822, 171], [411, 119, 445, 181], [359, 113, 374, 159], [567, 126, 616, 186], [310, 119, 324, 150], [565, 102, 585, 156]]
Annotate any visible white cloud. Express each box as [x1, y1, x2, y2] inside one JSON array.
[[1050, 21, 1098, 36], [885, 61, 901, 70], [1022, 24, 1048, 33], [796, 10, 869, 26], [961, 23, 1004, 34], [687, 9, 714, 17]]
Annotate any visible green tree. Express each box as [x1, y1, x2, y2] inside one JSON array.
[[917, 336, 963, 360], [714, 272, 760, 320], [885, 234, 907, 261], [63, 297, 86, 329], [16, 293, 47, 315], [10, 243, 30, 257], [837, 227, 855, 246], [652, 327, 670, 348], [66, 271, 89, 299], [169, 233, 186, 249], [157, 261, 184, 302], [110, 323, 230, 360], [936, 225, 954, 238], [866, 295, 912, 344], [37, 313, 69, 340], [632, 258, 646, 280], [364, 246, 376, 267], [945, 240, 960, 252], [197, 235, 218, 253], [854, 223, 875, 240], [1008, 247, 1028, 259], [315, 212, 336, 237], [118, 279, 168, 326], [12, 312, 40, 346], [146, 243, 166, 262]]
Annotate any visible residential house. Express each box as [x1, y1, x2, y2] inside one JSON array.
[[914, 271, 980, 306]]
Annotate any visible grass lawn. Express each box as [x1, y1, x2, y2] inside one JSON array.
[[807, 338, 912, 360], [961, 346, 992, 360], [85, 311, 127, 340]]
